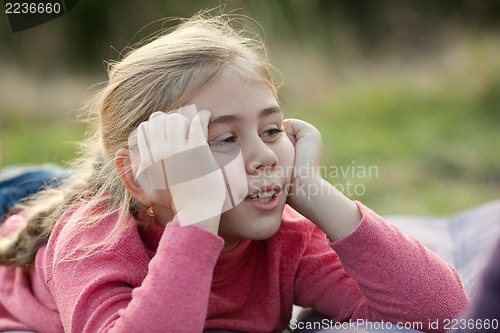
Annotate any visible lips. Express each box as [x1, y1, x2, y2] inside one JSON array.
[[244, 184, 282, 210], [248, 190, 275, 203]]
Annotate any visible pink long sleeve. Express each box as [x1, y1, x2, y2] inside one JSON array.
[[294, 202, 470, 333], [1, 201, 470, 332], [41, 211, 224, 332]]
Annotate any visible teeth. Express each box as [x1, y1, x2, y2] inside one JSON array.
[[249, 191, 275, 201]]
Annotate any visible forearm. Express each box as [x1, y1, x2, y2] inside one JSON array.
[[53, 222, 224, 332], [111, 223, 222, 331], [331, 202, 470, 331]]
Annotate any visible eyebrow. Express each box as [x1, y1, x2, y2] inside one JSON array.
[[208, 106, 282, 127]]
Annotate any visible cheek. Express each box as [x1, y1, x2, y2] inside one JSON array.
[[152, 188, 173, 208], [211, 147, 241, 171], [275, 137, 295, 170], [212, 148, 248, 208]]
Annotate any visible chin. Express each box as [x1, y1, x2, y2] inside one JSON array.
[[219, 196, 286, 242], [246, 215, 283, 240]]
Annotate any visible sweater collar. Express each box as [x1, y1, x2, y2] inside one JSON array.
[[212, 238, 252, 283]]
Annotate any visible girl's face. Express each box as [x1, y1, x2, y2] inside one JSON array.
[[185, 71, 295, 251]]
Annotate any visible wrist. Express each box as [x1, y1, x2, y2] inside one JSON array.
[[191, 215, 221, 235], [287, 175, 324, 207], [176, 204, 222, 229], [286, 176, 323, 211], [288, 178, 362, 241], [310, 180, 362, 241]]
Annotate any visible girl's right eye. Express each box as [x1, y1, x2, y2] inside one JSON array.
[[209, 134, 238, 149]]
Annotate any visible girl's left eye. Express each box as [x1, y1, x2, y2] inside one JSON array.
[[260, 127, 284, 141]]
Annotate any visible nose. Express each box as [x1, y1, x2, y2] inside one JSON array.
[[243, 137, 279, 175]]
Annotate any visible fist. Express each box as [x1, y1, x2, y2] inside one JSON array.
[[283, 118, 323, 182], [129, 105, 226, 226]]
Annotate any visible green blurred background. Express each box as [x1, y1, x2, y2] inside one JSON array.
[[1, 0, 499, 215]]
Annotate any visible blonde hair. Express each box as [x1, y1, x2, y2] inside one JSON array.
[[0, 11, 278, 266]]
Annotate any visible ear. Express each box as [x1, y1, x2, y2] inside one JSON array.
[[115, 148, 152, 207]]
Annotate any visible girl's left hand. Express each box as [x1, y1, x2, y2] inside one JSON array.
[[283, 119, 362, 240], [283, 119, 323, 207]]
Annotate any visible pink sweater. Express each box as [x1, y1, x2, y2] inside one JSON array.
[[0, 201, 469, 333]]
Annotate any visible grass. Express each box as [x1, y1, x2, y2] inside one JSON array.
[[278, 37, 500, 215], [1, 35, 499, 216], [0, 66, 97, 168], [284, 79, 500, 215], [1, 111, 86, 167]]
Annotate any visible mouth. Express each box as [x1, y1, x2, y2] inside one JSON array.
[[247, 190, 276, 203], [244, 184, 282, 210]]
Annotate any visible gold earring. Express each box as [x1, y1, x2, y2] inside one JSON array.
[[147, 206, 156, 217]]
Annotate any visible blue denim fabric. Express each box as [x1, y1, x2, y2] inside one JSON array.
[[0, 165, 69, 218]]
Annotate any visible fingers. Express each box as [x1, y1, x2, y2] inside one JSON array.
[[177, 104, 210, 147], [189, 109, 211, 146], [167, 106, 211, 150], [284, 118, 321, 143], [149, 112, 169, 161], [138, 107, 209, 158], [131, 105, 214, 190], [165, 113, 190, 151], [137, 122, 153, 172], [283, 119, 298, 145], [177, 104, 197, 120]]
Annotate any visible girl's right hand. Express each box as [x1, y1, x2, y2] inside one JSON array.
[[131, 105, 226, 232]]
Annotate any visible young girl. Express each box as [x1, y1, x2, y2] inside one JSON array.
[[0, 12, 469, 333]]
